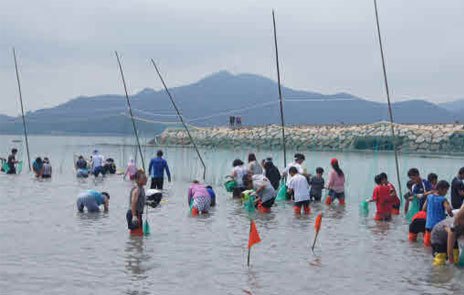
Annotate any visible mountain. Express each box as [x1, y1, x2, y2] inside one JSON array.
[[440, 99, 464, 122], [0, 71, 458, 135]]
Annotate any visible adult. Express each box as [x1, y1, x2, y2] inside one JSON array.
[[124, 158, 137, 181], [326, 158, 346, 205], [231, 159, 248, 198], [76, 190, 110, 212], [6, 148, 19, 174], [246, 174, 276, 213], [451, 167, 464, 209], [42, 157, 52, 178], [263, 158, 281, 190], [76, 155, 89, 178], [90, 149, 104, 177], [407, 168, 435, 210], [188, 180, 211, 216], [282, 153, 308, 185], [148, 150, 171, 189], [248, 153, 263, 175]]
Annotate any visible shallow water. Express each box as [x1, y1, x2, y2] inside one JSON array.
[[1, 135, 464, 295]]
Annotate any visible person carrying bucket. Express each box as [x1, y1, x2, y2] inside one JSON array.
[[126, 170, 147, 236], [325, 158, 346, 205]]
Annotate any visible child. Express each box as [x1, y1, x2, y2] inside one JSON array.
[[379, 172, 400, 215], [367, 174, 393, 221], [6, 148, 19, 174], [124, 158, 137, 181], [126, 170, 147, 236], [287, 167, 311, 214], [326, 158, 346, 205], [188, 180, 211, 216], [310, 167, 325, 202], [408, 168, 435, 211], [42, 157, 52, 178], [430, 206, 464, 265], [428, 173, 438, 190], [206, 185, 216, 207], [422, 180, 453, 247], [33, 157, 43, 178]]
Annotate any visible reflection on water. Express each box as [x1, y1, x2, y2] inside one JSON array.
[[1, 135, 464, 294]]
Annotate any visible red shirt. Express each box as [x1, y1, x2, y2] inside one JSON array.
[[373, 185, 393, 215], [387, 182, 400, 206]]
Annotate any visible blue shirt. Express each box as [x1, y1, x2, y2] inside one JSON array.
[[412, 179, 433, 210], [87, 190, 105, 205], [425, 194, 447, 230], [148, 157, 171, 179]]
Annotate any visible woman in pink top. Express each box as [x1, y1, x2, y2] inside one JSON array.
[[325, 158, 346, 205], [124, 159, 137, 181], [188, 180, 211, 216]]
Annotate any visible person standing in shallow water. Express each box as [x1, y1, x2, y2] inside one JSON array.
[[6, 148, 19, 174], [126, 170, 147, 236], [325, 158, 346, 205], [148, 150, 171, 190], [248, 153, 263, 175]]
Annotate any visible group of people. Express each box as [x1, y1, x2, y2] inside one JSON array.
[[229, 152, 346, 215], [32, 156, 52, 178], [75, 150, 117, 178]]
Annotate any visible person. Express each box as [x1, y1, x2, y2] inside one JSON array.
[[124, 158, 137, 181], [76, 190, 110, 212], [366, 174, 393, 221], [408, 168, 435, 211], [430, 206, 464, 265], [206, 185, 216, 207], [248, 153, 263, 175], [32, 157, 43, 178], [263, 158, 281, 190], [188, 180, 211, 216], [103, 158, 116, 175], [6, 148, 19, 174], [325, 158, 346, 206], [403, 180, 415, 214], [310, 167, 325, 202], [428, 173, 438, 190], [76, 155, 89, 178], [245, 174, 276, 213], [379, 172, 400, 215], [422, 180, 453, 247], [287, 167, 311, 214], [231, 159, 248, 198], [408, 211, 427, 242], [450, 167, 464, 209], [41, 157, 52, 178], [148, 150, 171, 190], [282, 153, 308, 186], [90, 149, 104, 177], [229, 116, 235, 127], [126, 170, 147, 236]]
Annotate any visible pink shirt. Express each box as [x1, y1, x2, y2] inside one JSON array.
[[188, 183, 210, 204], [327, 169, 345, 193], [126, 161, 137, 177]]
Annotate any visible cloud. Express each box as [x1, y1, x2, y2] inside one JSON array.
[[0, 0, 463, 115]]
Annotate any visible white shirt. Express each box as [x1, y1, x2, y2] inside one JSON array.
[[288, 174, 310, 202], [91, 154, 104, 170], [285, 162, 304, 185], [232, 165, 248, 188]]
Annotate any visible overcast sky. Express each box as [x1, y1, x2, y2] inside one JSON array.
[[0, 0, 463, 116]]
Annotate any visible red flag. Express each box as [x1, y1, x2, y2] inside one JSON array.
[[248, 220, 261, 249], [315, 213, 322, 232]]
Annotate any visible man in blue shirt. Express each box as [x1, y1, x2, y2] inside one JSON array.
[[408, 168, 435, 210], [148, 150, 171, 189]]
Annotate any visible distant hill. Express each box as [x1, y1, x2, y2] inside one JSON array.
[[0, 71, 458, 135], [440, 99, 464, 122]]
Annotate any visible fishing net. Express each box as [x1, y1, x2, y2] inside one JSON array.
[[242, 190, 256, 214], [16, 161, 23, 174], [224, 178, 237, 192], [2, 160, 10, 173], [275, 179, 287, 201], [406, 195, 420, 223]]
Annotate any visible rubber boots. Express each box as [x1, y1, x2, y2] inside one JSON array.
[[324, 196, 332, 205], [453, 249, 460, 264], [303, 206, 311, 215], [433, 253, 447, 266], [294, 206, 301, 214], [424, 231, 432, 247], [339, 199, 345, 206], [191, 206, 199, 217], [130, 227, 144, 237], [408, 232, 418, 242]]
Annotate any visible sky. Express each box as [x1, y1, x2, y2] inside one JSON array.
[[0, 0, 463, 116]]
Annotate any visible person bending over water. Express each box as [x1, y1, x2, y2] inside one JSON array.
[[77, 190, 110, 212], [326, 158, 346, 206], [243, 174, 276, 213], [126, 170, 147, 236], [188, 180, 211, 216]]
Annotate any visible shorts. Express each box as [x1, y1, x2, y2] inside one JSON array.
[[92, 166, 103, 177], [193, 195, 211, 212], [77, 197, 99, 212], [310, 193, 322, 201], [261, 198, 275, 208], [409, 218, 426, 234], [126, 210, 143, 230], [432, 242, 458, 255], [151, 177, 164, 190], [77, 169, 89, 178], [42, 175, 51, 179], [329, 190, 345, 200], [295, 200, 310, 208]]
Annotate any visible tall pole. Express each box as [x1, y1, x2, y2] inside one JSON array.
[[373, 0, 403, 197], [150, 59, 207, 180], [272, 10, 287, 168], [12, 47, 31, 171], [115, 51, 145, 170]]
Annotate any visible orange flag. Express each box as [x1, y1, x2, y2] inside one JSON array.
[[248, 220, 261, 249], [315, 213, 322, 232]]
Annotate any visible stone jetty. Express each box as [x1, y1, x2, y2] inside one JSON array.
[[153, 122, 464, 154]]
